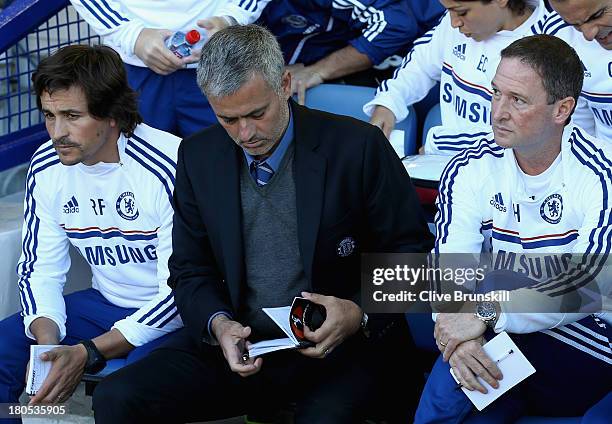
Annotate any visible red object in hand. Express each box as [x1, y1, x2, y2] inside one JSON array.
[[185, 30, 200, 45]]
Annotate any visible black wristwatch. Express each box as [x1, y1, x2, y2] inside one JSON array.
[[78, 340, 107, 374]]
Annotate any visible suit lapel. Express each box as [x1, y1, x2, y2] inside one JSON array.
[[212, 138, 245, 310], [293, 103, 326, 282]]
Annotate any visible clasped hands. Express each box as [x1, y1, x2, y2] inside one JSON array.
[[212, 291, 363, 378], [434, 313, 503, 394]]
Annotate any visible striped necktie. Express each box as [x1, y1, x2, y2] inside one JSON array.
[[250, 160, 275, 186]]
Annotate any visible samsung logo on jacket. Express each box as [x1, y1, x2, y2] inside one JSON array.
[[77, 244, 157, 266], [493, 250, 572, 280]]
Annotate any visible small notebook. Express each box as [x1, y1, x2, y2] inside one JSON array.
[[26, 344, 61, 395], [450, 331, 536, 411], [247, 297, 317, 358]]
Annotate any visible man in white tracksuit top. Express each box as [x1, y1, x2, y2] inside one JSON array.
[[0, 45, 182, 417], [363, 0, 549, 155], [415, 35, 611, 423]]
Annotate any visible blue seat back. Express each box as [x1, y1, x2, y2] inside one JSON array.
[[82, 358, 127, 383], [422, 103, 442, 146], [303, 84, 418, 155]]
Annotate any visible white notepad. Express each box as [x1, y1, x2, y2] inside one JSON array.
[[450, 332, 536, 411], [26, 344, 61, 395]]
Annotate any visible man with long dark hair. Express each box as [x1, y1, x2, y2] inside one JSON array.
[[0, 44, 182, 417]]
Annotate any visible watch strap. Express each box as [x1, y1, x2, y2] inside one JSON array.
[[78, 339, 106, 374]]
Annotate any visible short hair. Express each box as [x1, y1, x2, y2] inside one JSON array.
[[480, 0, 530, 15], [197, 24, 284, 98], [500, 34, 583, 105], [32, 44, 142, 137]]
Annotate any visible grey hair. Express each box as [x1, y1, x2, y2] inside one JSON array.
[[197, 24, 285, 98]]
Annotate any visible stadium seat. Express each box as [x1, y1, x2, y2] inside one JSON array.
[[421, 103, 442, 146], [302, 83, 418, 155], [82, 358, 127, 395]]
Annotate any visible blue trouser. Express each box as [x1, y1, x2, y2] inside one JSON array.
[[414, 316, 612, 423], [0, 288, 174, 424], [582, 391, 612, 424], [125, 64, 217, 138]]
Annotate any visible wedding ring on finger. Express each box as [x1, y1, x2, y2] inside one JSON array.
[[439, 340, 447, 347]]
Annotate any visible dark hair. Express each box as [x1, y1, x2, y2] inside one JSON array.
[[32, 44, 142, 136], [480, 0, 529, 16], [500, 34, 583, 107]]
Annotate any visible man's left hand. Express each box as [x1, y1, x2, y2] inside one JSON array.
[[286, 64, 324, 105], [299, 291, 362, 359], [435, 312, 486, 361], [29, 344, 88, 405]]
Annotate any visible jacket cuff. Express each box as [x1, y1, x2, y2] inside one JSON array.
[[112, 315, 183, 347]]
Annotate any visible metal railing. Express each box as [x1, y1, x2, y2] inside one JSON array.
[[0, 0, 100, 173]]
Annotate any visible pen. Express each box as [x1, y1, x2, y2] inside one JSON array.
[[494, 349, 513, 363]]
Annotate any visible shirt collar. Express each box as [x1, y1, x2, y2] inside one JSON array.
[[243, 104, 293, 172]]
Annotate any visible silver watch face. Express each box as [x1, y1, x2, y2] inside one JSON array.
[[476, 302, 496, 320]]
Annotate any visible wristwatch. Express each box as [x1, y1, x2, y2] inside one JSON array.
[[474, 302, 497, 328], [78, 340, 107, 374], [360, 312, 370, 338]]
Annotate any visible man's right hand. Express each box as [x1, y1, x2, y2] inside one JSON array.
[[211, 315, 262, 377], [369, 105, 396, 140], [134, 28, 185, 75]]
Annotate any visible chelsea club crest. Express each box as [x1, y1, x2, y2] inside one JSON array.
[[116, 191, 139, 221], [337, 237, 356, 257], [282, 14, 309, 29], [540, 194, 562, 224]]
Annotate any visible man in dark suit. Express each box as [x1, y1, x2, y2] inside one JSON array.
[[93, 24, 433, 424]]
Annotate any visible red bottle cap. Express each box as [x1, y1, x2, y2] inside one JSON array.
[[185, 30, 201, 45]]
